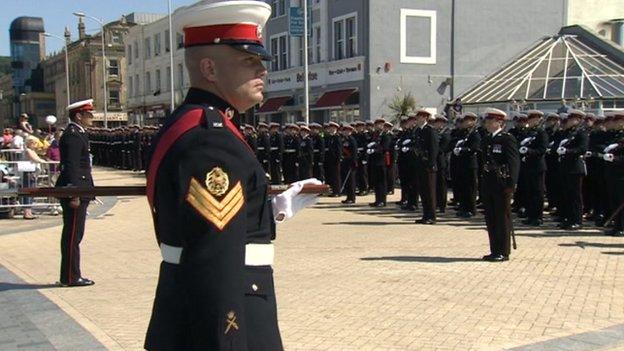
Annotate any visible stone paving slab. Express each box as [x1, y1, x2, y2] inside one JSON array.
[[1, 168, 624, 350], [0, 264, 107, 351]]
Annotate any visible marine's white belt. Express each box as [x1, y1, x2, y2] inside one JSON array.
[[160, 243, 274, 266]]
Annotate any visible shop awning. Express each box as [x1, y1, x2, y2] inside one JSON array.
[[314, 89, 356, 108], [257, 96, 292, 113]]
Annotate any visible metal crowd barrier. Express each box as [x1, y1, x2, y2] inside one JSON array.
[[0, 151, 61, 218]]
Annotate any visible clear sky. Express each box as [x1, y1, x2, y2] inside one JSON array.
[[1, 0, 197, 57]]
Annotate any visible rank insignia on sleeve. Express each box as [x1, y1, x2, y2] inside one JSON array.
[[224, 311, 239, 335], [186, 168, 244, 230]]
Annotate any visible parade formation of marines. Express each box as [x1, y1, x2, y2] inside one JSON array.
[[87, 108, 624, 242]]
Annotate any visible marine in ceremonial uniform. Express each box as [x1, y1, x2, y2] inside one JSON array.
[[452, 112, 481, 218], [310, 123, 325, 182], [324, 122, 342, 197], [143, 3, 316, 349], [481, 108, 520, 262], [269, 122, 284, 184], [297, 126, 314, 180], [340, 125, 358, 204], [56, 99, 96, 287], [412, 110, 439, 224], [518, 110, 548, 226], [367, 118, 392, 207]]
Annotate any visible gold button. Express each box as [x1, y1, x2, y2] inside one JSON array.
[[251, 284, 258, 292]]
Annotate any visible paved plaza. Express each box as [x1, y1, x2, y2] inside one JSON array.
[[2, 168, 624, 350]]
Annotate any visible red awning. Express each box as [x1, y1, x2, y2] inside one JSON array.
[[257, 96, 292, 113], [314, 89, 356, 108]]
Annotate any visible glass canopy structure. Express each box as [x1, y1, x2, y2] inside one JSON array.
[[460, 33, 624, 106]]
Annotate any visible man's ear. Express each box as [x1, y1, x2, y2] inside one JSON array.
[[199, 57, 217, 83]]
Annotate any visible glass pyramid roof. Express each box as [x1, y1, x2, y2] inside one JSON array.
[[461, 34, 624, 104]]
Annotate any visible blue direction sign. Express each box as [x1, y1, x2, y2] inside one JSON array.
[[289, 7, 305, 37]]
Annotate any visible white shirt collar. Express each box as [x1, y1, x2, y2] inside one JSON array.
[[492, 127, 503, 137], [419, 122, 428, 129], [69, 121, 85, 133]]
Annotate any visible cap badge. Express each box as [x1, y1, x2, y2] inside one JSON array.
[[257, 25, 263, 40], [225, 108, 235, 120], [206, 167, 229, 197]]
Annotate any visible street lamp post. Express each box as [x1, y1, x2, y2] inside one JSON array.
[[73, 12, 108, 128], [43, 33, 71, 110], [167, 0, 175, 112]]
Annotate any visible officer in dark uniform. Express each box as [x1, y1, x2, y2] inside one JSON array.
[[56, 99, 96, 287], [340, 125, 358, 204], [269, 122, 284, 184], [509, 113, 529, 217], [324, 121, 342, 197], [353, 121, 370, 195], [367, 118, 391, 207], [557, 109, 589, 230], [452, 112, 481, 218], [544, 113, 563, 215], [396, 116, 416, 210], [583, 114, 603, 222], [519, 110, 549, 226], [256, 122, 271, 174], [309, 123, 325, 182], [412, 110, 439, 224], [282, 124, 300, 184], [297, 125, 314, 180], [143, 2, 319, 349], [603, 113, 624, 235], [384, 121, 397, 195], [481, 108, 520, 262], [432, 114, 451, 213]]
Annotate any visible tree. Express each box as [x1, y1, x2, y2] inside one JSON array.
[[387, 92, 417, 122]]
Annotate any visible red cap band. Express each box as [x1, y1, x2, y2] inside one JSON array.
[[184, 23, 261, 47], [71, 103, 94, 113]]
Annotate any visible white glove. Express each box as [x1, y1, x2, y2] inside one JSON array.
[[402, 139, 411, 145], [605, 143, 619, 153], [367, 142, 376, 148], [271, 178, 322, 223], [585, 151, 593, 158], [453, 147, 461, 156], [366, 148, 374, 155], [604, 153, 615, 162], [521, 137, 532, 146], [394, 145, 400, 151], [519, 146, 528, 154], [557, 147, 567, 155], [559, 139, 569, 146], [401, 147, 409, 153]]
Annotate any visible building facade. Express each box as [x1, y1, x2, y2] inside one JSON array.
[[260, 0, 624, 124], [40, 15, 152, 127], [125, 13, 189, 126]]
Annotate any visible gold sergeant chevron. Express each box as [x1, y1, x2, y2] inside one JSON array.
[[185, 178, 244, 230]]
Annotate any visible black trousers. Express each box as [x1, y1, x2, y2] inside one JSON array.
[[60, 199, 89, 284], [436, 168, 447, 211], [325, 158, 341, 196], [614, 177, 624, 231], [282, 155, 298, 184], [483, 183, 513, 256], [341, 162, 356, 201], [356, 159, 369, 193], [371, 165, 387, 204], [298, 161, 313, 180], [269, 159, 282, 185], [386, 164, 395, 193], [545, 161, 560, 210], [525, 171, 545, 220], [561, 174, 583, 225], [417, 170, 437, 220], [457, 168, 477, 214], [313, 162, 324, 182]]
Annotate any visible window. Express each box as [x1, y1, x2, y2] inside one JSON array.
[[346, 17, 356, 58], [145, 71, 151, 93], [135, 74, 140, 96], [128, 76, 133, 97], [165, 30, 171, 52], [155, 69, 161, 92], [334, 21, 344, 60], [154, 33, 161, 56], [270, 37, 279, 71], [134, 40, 139, 59], [127, 45, 132, 65], [111, 31, 122, 44], [400, 9, 437, 64], [176, 33, 184, 49], [314, 26, 321, 63], [177, 64, 184, 88], [279, 35, 288, 69], [333, 14, 357, 60], [144, 38, 151, 59], [109, 90, 120, 105], [108, 59, 119, 76], [166, 66, 171, 92], [270, 0, 286, 18]]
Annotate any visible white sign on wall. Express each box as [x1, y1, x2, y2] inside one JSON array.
[[266, 56, 365, 92]]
